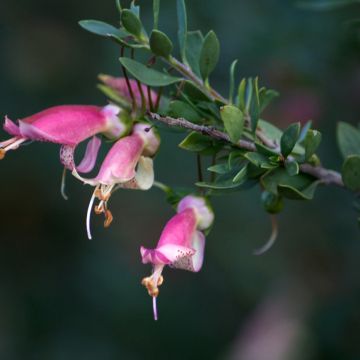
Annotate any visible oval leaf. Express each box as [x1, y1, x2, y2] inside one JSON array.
[[150, 30, 173, 58], [119, 58, 182, 86], [337, 122, 360, 159], [280, 122, 301, 158], [220, 105, 244, 144], [121, 9, 142, 38], [199, 30, 220, 80], [79, 20, 128, 39], [342, 155, 360, 191], [304, 129, 322, 161]]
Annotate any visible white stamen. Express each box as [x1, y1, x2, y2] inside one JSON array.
[[60, 167, 69, 201], [153, 296, 158, 321], [4, 138, 26, 152], [0, 137, 18, 148], [86, 188, 98, 240], [253, 215, 278, 255]]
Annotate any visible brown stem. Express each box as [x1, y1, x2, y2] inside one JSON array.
[[147, 112, 345, 188], [121, 47, 137, 114]]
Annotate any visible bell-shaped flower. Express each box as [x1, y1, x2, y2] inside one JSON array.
[[71, 123, 160, 240], [140, 195, 214, 320], [99, 75, 157, 110], [0, 104, 127, 173]]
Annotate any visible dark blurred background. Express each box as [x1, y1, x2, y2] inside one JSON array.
[[0, 0, 360, 359]]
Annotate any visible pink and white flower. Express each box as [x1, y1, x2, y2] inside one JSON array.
[[0, 105, 127, 175], [71, 123, 160, 240], [140, 195, 214, 320]]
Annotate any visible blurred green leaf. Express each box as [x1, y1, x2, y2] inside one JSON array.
[[150, 30, 173, 58], [79, 20, 128, 39], [119, 58, 181, 86], [337, 122, 360, 158], [304, 129, 322, 161], [229, 60, 238, 104], [183, 81, 211, 102], [130, 1, 140, 16], [280, 123, 301, 158], [208, 163, 231, 174], [249, 77, 260, 132], [153, 0, 160, 29], [233, 165, 248, 183], [177, 0, 187, 62], [261, 191, 284, 214], [185, 31, 204, 78], [199, 30, 220, 80], [244, 152, 277, 169], [168, 100, 202, 123], [259, 88, 279, 112], [220, 105, 244, 143], [179, 132, 213, 152], [299, 120, 313, 143], [121, 9, 142, 38], [285, 159, 300, 176], [342, 155, 360, 191], [261, 168, 319, 200], [238, 78, 246, 111]]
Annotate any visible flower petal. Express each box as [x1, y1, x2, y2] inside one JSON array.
[[3, 117, 21, 137], [122, 156, 154, 190], [76, 136, 102, 173]]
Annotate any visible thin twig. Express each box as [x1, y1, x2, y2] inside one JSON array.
[[147, 112, 345, 188]]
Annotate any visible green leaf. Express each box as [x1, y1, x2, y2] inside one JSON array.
[[261, 168, 318, 200], [168, 100, 202, 123], [121, 9, 142, 38], [208, 163, 231, 174], [299, 120, 312, 143], [244, 152, 276, 169], [79, 20, 128, 39], [153, 0, 160, 29], [199, 30, 220, 80], [259, 88, 279, 112], [285, 159, 300, 176], [177, 0, 187, 62], [179, 132, 213, 152], [119, 58, 182, 86], [261, 191, 284, 214], [130, 1, 140, 17], [150, 30, 173, 58], [238, 78, 246, 111], [304, 129, 322, 161], [280, 122, 301, 158], [249, 77, 260, 132], [233, 165, 248, 183], [337, 122, 360, 158], [182, 81, 211, 102], [342, 155, 360, 191], [115, 0, 122, 13], [229, 60, 238, 104], [185, 31, 203, 78], [220, 105, 244, 143]]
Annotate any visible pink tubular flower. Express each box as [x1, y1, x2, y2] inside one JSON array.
[[140, 195, 214, 320], [0, 105, 127, 172], [99, 75, 157, 109], [71, 123, 160, 240]]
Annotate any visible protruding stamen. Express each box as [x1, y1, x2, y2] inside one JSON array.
[[104, 209, 113, 228], [253, 215, 278, 255], [3, 138, 26, 152], [0, 149, 5, 160], [86, 187, 98, 240], [153, 296, 158, 321], [60, 167, 69, 200]]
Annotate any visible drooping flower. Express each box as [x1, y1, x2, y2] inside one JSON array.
[[140, 195, 214, 320], [71, 123, 160, 240], [99, 75, 157, 109], [0, 105, 128, 174]]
